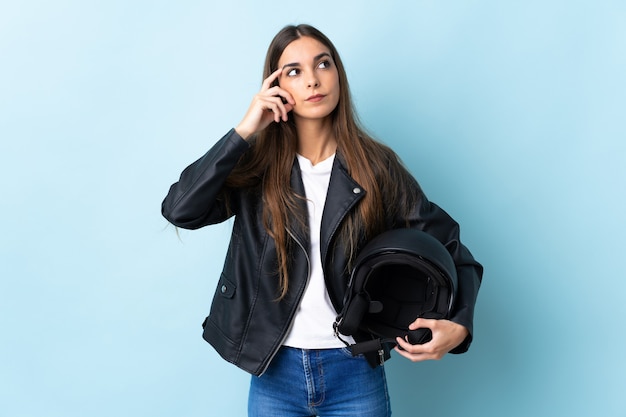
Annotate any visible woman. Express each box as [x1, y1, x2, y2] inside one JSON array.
[[162, 24, 482, 417]]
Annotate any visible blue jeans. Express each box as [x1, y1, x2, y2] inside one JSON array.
[[248, 346, 391, 417]]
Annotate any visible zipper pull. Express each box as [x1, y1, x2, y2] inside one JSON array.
[[378, 349, 385, 366]]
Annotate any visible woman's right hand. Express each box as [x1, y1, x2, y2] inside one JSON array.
[[235, 68, 295, 140]]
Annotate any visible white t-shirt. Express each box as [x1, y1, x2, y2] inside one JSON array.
[[282, 153, 354, 348]]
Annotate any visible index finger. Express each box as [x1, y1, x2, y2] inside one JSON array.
[[261, 68, 283, 90]]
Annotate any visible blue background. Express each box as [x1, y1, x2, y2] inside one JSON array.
[[1, 1, 625, 416]]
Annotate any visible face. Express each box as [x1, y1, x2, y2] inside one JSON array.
[[277, 36, 340, 122]]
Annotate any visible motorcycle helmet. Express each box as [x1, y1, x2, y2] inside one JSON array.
[[335, 228, 457, 346]]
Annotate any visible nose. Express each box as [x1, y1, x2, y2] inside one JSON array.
[[307, 73, 320, 88]]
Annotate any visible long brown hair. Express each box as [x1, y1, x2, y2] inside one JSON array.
[[227, 24, 419, 298]]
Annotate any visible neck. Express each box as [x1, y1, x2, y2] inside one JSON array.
[[294, 117, 337, 165]]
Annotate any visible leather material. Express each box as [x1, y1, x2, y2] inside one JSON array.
[[162, 129, 483, 376]]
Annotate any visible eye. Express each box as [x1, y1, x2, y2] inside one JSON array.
[[318, 60, 331, 69], [286, 68, 299, 77]]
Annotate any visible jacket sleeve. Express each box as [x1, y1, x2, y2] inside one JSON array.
[[161, 129, 250, 230], [405, 181, 484, 354]]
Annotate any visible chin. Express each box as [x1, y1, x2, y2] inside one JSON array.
[[295, 107, 336, 121]]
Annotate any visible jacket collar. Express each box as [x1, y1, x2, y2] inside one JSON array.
[[320, 154, 366, 264], [290, 152, 365, 264]]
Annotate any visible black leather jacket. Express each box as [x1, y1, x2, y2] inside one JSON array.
[[162, 129, 483, 376]]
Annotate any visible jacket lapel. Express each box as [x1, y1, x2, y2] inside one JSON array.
[[320, 155, 365, 265], [289, 158, 310, 249]]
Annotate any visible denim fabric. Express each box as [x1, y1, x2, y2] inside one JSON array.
[[248, 346, 391, 417]]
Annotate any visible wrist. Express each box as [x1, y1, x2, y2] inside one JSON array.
[[234, 125, 252, 140]]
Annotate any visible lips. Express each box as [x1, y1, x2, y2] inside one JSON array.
[[306, 94, 325, 102]]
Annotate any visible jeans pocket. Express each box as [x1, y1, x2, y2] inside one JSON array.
[[339, 346, 364, 359]]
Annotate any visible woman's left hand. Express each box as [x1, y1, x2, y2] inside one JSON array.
[[394, 318, 468, 362]]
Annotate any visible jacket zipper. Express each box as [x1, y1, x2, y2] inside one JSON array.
[[259, 177, 363, 375], [258, 228, 311, 376]]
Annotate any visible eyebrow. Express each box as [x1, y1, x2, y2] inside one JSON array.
[[281, 52, 331, 71]]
